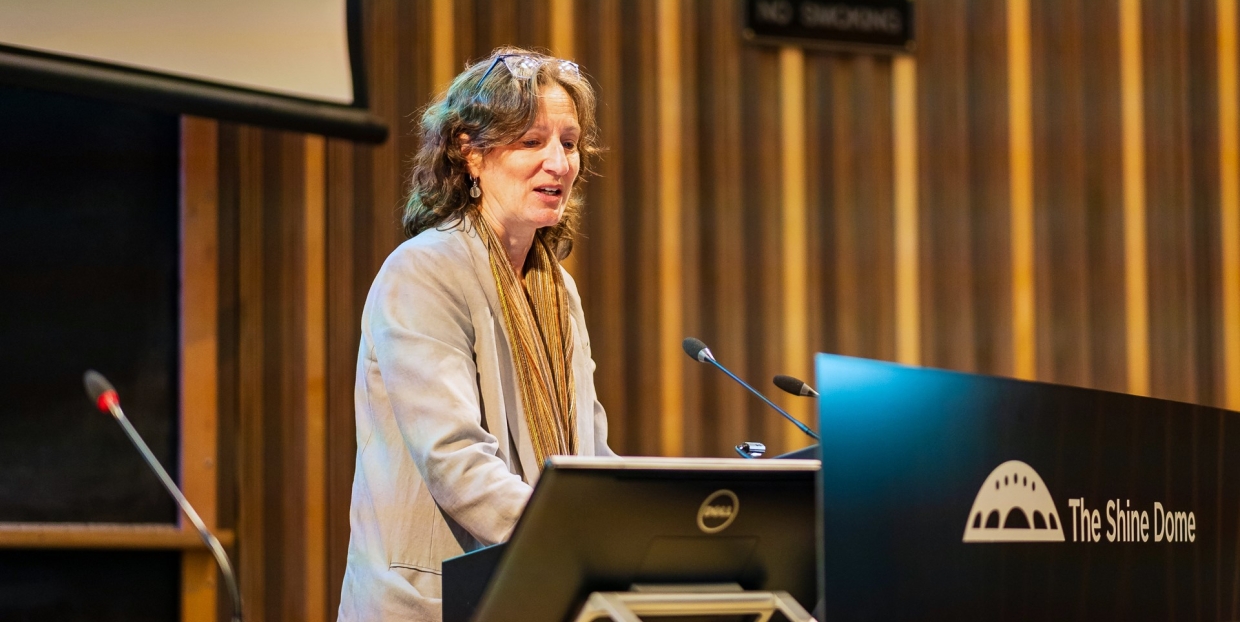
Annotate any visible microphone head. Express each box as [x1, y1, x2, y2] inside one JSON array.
[[773, 374, 817, 397], [83, 370, 119, 412], [681, 337, 714, 363]]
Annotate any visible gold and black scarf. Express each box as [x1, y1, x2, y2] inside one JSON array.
[[475, 213, 578, 470]]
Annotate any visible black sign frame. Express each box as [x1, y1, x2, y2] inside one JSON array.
[[743, 0, 915, 54]]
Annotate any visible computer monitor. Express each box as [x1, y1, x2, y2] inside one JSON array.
[[815, 353, 1240, 619], [456, 456, 818, 621]]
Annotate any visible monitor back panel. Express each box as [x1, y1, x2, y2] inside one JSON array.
[[473, 459, 817, 621]]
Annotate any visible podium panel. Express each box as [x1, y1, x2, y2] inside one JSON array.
[[816, 354, 1240, 619]]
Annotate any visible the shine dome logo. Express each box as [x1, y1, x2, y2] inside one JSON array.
[[963, 460, 1065, 543]]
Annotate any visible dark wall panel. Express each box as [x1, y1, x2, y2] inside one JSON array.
[[0, 550, 180, 622], [0, 86, 179, 524]]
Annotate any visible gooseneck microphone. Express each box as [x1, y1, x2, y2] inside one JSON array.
[[773, 374, 819, 398], [682, 338, 820, 441], [84, 370, 243, 622]]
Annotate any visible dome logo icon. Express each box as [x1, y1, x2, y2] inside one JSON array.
[[963, 460, 1065, 543]]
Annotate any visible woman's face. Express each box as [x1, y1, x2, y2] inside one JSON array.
[[468, 83, 581, 240]]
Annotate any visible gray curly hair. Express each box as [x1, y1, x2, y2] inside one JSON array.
[[402, 46, 600, 259]]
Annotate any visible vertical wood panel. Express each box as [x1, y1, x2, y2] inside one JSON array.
[[742, 44, 786, 449], [917, 0, 978, 373], [368, 0, 402, 271], [1030, 0, 1096, 389], [275, 131, 309, 622], [234, 124, 267, 622], [1221, 0, 1240, 411], [431, 0, 456, 92], [688, 0, 749, 456], [550, 0, 574, 58], [1186, 1, 1225, 411], [657, 0, 685, 457], [214, 123, 241, 622], [893, 56, 920, 366], [676, 0, 704, 456], [454, 0, 476, 63], [324, 138, 357, 621], [302, 135, 327, 622], [575, 0, 629, 450], [805, 53, 839, 370], [181, 116, 219, 622], [621, 0, 662, 455], [966, 1, 1016, 378], [1121, 0, 1150, 396], [855, 57, 896, 364], [779, 46, 810, 447], [520, 0, 551, 50], [1144, 0, 1199, 404], [804, 49, 896, 439], [487, 0, 519, 50], [831, 58, 859, 358], [1008, 0, 1036, 380], [552, 0, 579, 276], [1081, 0, 1128, 395]]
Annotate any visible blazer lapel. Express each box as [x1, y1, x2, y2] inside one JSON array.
[[460, 222, 542, 485]]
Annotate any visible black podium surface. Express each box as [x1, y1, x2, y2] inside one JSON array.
[[816, 354, 1240, 619]]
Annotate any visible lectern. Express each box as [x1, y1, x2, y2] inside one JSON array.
[[815, 354, 1240, 619], [443, 456, 819, 622]]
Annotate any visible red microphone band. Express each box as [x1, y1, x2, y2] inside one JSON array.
[[96, 390, 119, 413]]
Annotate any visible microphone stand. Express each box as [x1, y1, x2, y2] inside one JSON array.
[[698, 354, 820, 441], [86, 371, 243, 622]]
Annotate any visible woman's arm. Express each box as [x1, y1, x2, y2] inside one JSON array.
[[367, 242, 532, 544]]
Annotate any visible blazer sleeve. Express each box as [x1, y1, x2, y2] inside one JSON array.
[[366, 243, 532, 545]]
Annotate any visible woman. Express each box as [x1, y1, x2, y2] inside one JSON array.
[[337, 48, 615, 621]]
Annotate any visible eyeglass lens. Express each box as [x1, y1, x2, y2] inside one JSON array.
[[486, 55, 581, 82]]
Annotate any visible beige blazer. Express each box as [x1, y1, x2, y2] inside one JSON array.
[[337, 220, 615, 622]]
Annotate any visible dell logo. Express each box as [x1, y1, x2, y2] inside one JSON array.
[[697, 489, 740, 534]]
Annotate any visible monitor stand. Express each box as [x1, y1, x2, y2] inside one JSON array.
[[572, 583, 816, 622]]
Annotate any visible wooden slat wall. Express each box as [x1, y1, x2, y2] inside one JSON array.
[[181, 1, 1240, 620], [1030, 0, 1127, 392]]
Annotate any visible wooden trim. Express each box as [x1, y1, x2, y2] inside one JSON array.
[[657, 0, 684, 457], [553, 0, 579, 276], [832, 60, 859, 357], [1120, 0, 1150, 396], [180, 115, 220, 622], [893, 55, 920, 367], [1007, 0, 1035, 380], [235, 124, 268, 621], [431, 0, 455, 93], [0, 524, 235, 550], [779, 46, 810, 449], [550, 0, 575, 59], [1220, 0, 1240, 411], [303, 134, 329, 622], [181, 116, 220, 528]]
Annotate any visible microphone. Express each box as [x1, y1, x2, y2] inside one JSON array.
[[84, 370, 243, 622], [682, 338, 820, 441], [734, 441, 767, 459], [773, 374, 819, 398]]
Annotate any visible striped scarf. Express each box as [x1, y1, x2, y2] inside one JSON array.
[[475, 213, 578, 470]]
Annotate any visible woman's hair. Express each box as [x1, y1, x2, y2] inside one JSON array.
[[403, 46, 600, 258]]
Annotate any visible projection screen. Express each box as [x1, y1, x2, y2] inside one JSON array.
[[0, 0, 386, 142]]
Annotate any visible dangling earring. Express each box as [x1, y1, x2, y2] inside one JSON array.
[[469, 176, 481, 199]]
